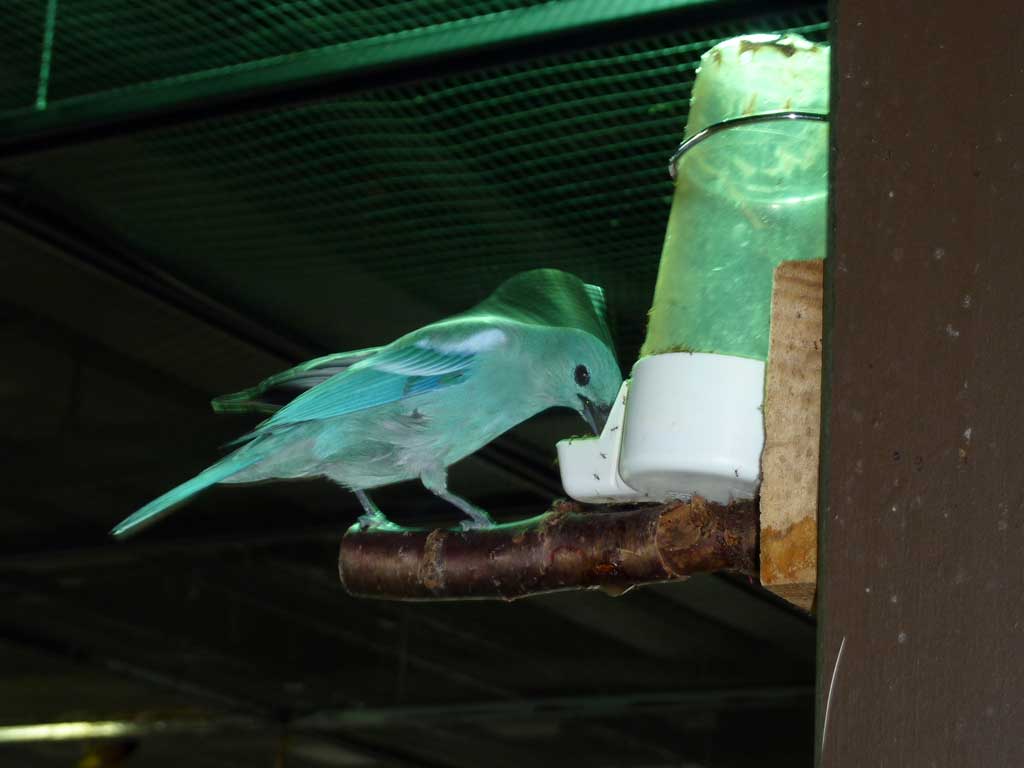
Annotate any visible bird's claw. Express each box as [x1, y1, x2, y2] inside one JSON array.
[[458, 517, 496, 531], [355, 512, 405, 532]]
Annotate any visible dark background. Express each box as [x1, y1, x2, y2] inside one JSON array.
[[1, 2, 823, 765]]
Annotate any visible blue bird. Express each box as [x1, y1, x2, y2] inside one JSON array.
[[111, 269, 621, 537]]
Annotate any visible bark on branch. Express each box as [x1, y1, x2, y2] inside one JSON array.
[[338, 497, 758, 601]]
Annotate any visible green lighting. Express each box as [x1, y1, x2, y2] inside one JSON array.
[[34, 0, 58, 110]]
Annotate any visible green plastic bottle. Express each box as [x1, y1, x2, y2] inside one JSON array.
[[641, 34, 830, 361], [559, 34, 831, 506]]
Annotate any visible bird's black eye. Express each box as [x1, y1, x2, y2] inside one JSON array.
[[574, 364, 590, 386]]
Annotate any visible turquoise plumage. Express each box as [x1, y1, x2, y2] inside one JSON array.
[[111, 269, 621, 537]]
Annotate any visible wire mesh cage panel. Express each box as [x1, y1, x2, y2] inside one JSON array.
[[1, 0, 567, 111], [0, 8, 828, 761], [2, 4, 827, 361], [1, 0, 49, 112]]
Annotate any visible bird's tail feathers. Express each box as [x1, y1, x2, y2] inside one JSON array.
[[110, 455, 258, 539]]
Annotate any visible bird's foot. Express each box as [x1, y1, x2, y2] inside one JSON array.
[[458, 519, 496, 531], [355, 511, 405, 532], [418, 468, 496, 531], [457, 508, 497, 531], [352, 489, 405, 532]]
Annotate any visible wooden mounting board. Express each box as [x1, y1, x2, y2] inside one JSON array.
[[759, 259, 823, 612]]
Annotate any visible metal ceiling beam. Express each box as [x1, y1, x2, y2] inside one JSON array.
[[648, 574, 815, 661], [1, 583, 809, 759], [296, 686, 815, 728], [0, 503, 548, 571], [0, 685, 811, 744], [0, 0, 820, 158], [0, 717, 443, 768], [0, 305, 212, 410], [0, 716, 260, 744], [0, 615, 444, 768], [0, 621, 266, 715], [0, 720, 446, 768], [531, 588, 768, 664], [0, 191, 318, 364], [0, 522, 341, 571]]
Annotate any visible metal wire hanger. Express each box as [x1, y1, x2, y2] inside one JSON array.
[[668, 110, 829, 179]]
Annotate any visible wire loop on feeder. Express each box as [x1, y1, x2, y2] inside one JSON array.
[[667, 110, 829, 179]]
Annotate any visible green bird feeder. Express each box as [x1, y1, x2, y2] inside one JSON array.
[[559, 33, 829, 504]]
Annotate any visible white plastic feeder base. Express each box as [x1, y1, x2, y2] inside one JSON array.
[[556, 380, 637, 503], [557, 352, 766, 505]]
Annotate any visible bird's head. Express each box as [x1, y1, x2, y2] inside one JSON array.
[[544, 329, 622, 436], [470, 268, 621, 435]]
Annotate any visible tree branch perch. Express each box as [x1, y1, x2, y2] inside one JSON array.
[[338, 497, 758, 600]]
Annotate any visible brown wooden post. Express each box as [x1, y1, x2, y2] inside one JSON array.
[[820, 2, 1024, 764]]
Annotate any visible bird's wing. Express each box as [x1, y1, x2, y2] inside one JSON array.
[[211, 347, 382, 414], [237, 325, 508, 438], [583, 282, 608, 324]]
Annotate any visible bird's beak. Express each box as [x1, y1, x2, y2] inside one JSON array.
[[578, 395, 612, 436]]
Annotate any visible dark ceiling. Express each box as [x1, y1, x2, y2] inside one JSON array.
[[1, 1, 824, 766]]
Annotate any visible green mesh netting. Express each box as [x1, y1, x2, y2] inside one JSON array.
[[1, 0, 560, 111], [4, 7, 828, 363]]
